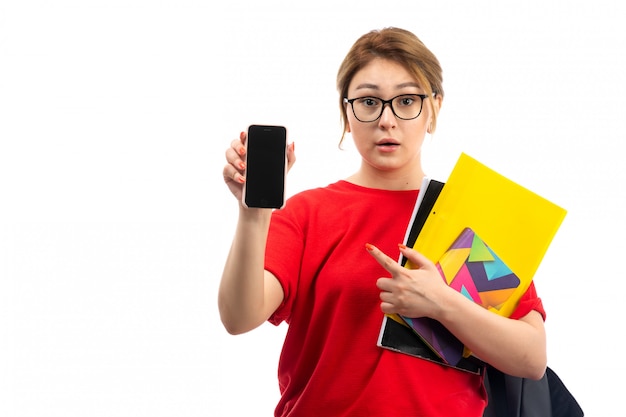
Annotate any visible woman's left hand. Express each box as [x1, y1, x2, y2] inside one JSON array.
[[366, 243, 451, 319]]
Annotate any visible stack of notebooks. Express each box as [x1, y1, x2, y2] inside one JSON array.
[[377, 153, 567, 374]]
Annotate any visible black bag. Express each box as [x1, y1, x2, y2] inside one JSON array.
[[483, 366, 584, 417]]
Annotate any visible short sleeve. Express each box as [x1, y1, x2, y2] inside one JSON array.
[[265, 200, 306, 326], [509, 281, 546, 321]]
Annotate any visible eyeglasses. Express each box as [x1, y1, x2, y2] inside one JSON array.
[[343, 94, 428, 123]]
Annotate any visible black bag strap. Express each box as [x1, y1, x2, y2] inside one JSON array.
[[483, 365, 509, 417]]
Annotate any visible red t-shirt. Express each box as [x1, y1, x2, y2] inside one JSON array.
[[265, 181, 545, 417]]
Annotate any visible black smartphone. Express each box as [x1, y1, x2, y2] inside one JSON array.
[[242, 124, 287, 209]]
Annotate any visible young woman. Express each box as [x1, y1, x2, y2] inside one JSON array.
[[220, 27, 547, 417]]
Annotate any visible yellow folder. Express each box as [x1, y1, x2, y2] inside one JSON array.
[[410, 153, 567, 318]]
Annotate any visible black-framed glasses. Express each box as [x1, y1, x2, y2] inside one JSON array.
[[343, 94, 428, 123]]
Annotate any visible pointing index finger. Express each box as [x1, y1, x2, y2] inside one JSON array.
[[365, 243, 402, 273]]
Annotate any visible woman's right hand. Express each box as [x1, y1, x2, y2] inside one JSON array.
[[223, 130, 296, 203], [223, 131, 248, 202]]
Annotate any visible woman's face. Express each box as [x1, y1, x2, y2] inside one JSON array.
[[345, 58, 439, 177]]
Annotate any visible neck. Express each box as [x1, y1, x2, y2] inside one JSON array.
[[346, 162, 425, 191]]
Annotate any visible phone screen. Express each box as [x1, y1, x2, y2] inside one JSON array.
[[243, 125, 287, 209]]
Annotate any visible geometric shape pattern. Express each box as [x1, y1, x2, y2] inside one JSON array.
[[437, 228, 520, 311], [401, 227, 521, 366]]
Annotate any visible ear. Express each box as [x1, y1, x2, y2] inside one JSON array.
[[427, 94, 443, 134], [432, 93, 443, 115]]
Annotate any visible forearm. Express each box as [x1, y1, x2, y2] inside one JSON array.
[[218, 205, 273, 334], [438, 290, 547, 379]]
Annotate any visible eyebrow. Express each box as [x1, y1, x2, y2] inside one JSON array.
[[354, 82, 422, 91]]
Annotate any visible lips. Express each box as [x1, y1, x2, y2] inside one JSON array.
[[376, 139, 400, 147]]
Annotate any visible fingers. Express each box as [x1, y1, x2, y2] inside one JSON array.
[[367, 243, 440, 317], [365, 243, 434, 273], [223, 162, 244, 184], [224, 133, 247, 183], [365, 243, 404, 274], [230, 135, 247, 162], [286, 142, 296, 171], [400, 245, 435, 270]]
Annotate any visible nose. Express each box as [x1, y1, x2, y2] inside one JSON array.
[[378, 102, 397, 129]]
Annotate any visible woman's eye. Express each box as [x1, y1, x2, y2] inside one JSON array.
[[360, 98, 380, 107]]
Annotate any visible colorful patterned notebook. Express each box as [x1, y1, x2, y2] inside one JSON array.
[[400, 227, 521, 367]]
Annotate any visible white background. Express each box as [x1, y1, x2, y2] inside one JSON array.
[[1, 1, 624, 415]]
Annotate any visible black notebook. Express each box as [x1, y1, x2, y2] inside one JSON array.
[[377, 177, 484, 375]]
